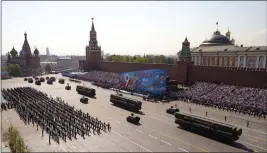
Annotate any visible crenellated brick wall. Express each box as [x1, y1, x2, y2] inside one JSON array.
[[79, 60, 267, 88], [188, 65, 267, 88]]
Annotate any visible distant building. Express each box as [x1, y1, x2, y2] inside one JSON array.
[[177, 26, 267, 68], [6, 32, 42, 76], [46, 47, 50, 56], [40, 61, 57, 72], [57, 57, 79, 71]]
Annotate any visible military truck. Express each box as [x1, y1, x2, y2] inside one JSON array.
[[174, 112, 242, 142], [76, 85, 96, 98], [110, 93, 142, 112]]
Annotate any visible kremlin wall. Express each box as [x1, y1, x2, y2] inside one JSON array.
[[79, 19, 267, 88]]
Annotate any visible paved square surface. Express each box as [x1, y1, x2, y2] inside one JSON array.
[[1, 75, 267, 152]]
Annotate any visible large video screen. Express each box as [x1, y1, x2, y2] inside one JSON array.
[[119, 69, 166, 95]]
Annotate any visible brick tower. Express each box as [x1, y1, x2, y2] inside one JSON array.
[[177, 37, 193, 85], [85, 18, 102, 71]]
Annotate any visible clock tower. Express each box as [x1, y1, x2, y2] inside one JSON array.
[[86, 18, 102, 71]]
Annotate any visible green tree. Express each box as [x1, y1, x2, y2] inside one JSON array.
[[45, 64, 51, 73], [3, 125, 30, 153], [7, 64, 21, 77]]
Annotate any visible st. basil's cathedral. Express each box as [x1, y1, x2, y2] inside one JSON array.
[[7, 32, 42, 76]]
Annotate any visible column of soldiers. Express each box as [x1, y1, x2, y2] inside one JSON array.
[[1, 87, 111, 145]]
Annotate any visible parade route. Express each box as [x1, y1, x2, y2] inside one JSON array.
[[1, 75, 267, 152]]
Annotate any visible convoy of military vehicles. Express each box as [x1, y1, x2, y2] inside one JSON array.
[[22, 74, 243, 144]]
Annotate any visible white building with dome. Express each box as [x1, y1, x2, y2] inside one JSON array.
[[178, 27, 267, 68]]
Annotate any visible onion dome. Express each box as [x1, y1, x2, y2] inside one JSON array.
[[34, 48, 39, 55], [10, 46, 18, 57], [199, 30, 234, 47], [20, 49, 25, 55]]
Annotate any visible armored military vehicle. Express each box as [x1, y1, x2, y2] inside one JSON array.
[[127, 113, 140, 124], [65, 83, 71, 90], [28, 78, 33, 83], [80, 97, 89, 104], [35, 80, 41, 85], [58, 79, 65, 84], [40, 77, 45, 82], [166, 106, 179, 115], [47, 79, 53, 85], [50, 77, 56, 82]]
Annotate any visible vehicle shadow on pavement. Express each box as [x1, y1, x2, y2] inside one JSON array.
[[177, 126, 255, 152], [135, 111, 145, 115], [110, 104, 146, 115]]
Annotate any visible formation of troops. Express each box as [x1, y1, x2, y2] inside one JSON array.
[[1, 86, 111, 145]]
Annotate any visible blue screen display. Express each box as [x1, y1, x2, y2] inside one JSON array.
[[119, 69, 166, 95]]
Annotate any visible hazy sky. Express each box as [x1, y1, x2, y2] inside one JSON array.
[[2, 1, 267, 56]]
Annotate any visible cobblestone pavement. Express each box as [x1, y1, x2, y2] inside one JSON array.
[[1, 75, 266, 152]]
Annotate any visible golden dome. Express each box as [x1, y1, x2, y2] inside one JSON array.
[[226, 27, 231, 37]]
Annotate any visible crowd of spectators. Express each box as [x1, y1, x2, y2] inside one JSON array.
[[72, 71, 266, 117], [178, 82, 267, 118], [75, 71, 120, 85]]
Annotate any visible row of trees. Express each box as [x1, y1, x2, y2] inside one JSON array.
[[105, 55, 177, 64], [2, 64, 21, 77], [3, 125, 30, 152], [2, 63, 52, 77]]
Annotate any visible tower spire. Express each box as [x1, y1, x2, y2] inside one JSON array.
[[24, 31, 27, 39], [91, 17, 95, 31]]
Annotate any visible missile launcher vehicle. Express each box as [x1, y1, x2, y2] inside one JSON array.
[[174, 112, 242, 142], [76, 85, 96, 98], [110, 93, 142, 112]]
